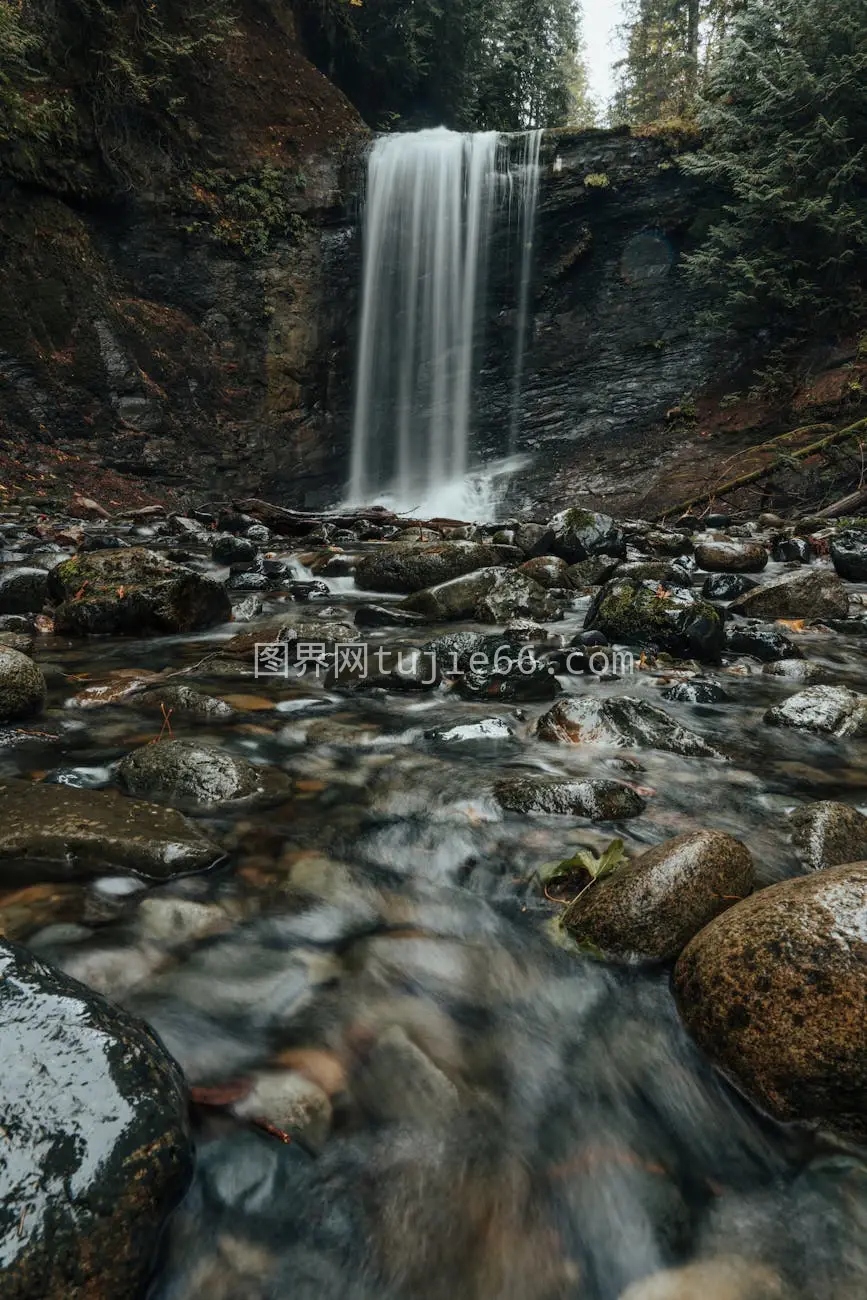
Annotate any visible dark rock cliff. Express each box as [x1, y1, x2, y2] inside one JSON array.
[[1, 18, 742, 512]]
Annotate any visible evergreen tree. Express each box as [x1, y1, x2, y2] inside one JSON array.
[[682, 0, 867, 331], [294, 0, 590, 131]]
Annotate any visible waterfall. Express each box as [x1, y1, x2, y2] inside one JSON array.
[[348, 127, 543, 517]]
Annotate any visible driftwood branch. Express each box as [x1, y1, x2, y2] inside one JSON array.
[[234, 497, 471, 535], [805, 485, 867, 520], [657, 418, 867, 521]]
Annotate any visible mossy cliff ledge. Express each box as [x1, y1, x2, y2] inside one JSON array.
[[0, 0, 367, 507]]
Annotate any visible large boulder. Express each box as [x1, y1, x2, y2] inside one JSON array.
[[0, 647, 46, 721], [532, 509, 626, 563], [830, 529, 867, 582], [563, 830, 754, 961], [729, 568, 849, 621], [764, 685, 867, 737], [674, 862, 867, 1142], [48, 548, 231, 635], [354, 542, 503, 594], [0, 780, 222, 881], [517, 555, 573, 589], [494, 776, 645, 820], [403, 567, 562, 623], [537, 696, 724, 758], [0, 939, 192, 1300], [694, 542, 768, 573], [118, 740, 292, 812], [584, 579, 725, 662], [789, 801, 867, 872], [0, 566, 49, 614]]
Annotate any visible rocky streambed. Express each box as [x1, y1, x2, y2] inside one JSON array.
[[1, 497, 866, 1299]]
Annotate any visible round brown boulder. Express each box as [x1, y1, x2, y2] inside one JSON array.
[[564, 830, 754, 961], [674, 862, 867, 1141]]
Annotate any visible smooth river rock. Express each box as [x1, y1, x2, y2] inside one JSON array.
[[0, 779, 222, 881], [674, 861, 867, 1141], [617, 1256, 785, 1300], [0, 939, 192, 1299], [563, 830, 754, 961], [0, 646, 46, 721], [118, 740, 293, 812], [694, 542, 769, 573], [354, 541, 504, 594]]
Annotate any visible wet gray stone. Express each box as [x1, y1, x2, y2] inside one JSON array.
[[495, 775, 645, 820], [537, 696, 724, 759], [0, 939, 192, 1300], [764, 685, 867, 737], [789, 802, 867, 872], [118, 740, 292, 812], [0, 647, 46, 721]]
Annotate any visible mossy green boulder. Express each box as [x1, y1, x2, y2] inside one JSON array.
[[48, 548, 231, 636], [584, 578, 724, 662]]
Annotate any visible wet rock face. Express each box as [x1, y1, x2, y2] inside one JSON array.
[[729, 568, 849, 621], [0, 566, 49, 614], [118, 740, 292, 812], [830, 529, 867, 582], [694, 542, 768, 574], [0, 939, 192, 1300], [563, 831, 754, 962], [617, 1256, 785, 1300], [789, 802, 867, 872], [494, 775, 645, 820], [0, 647, 46, 721], [354, 542, 504, 595], [532, 509, 626, 564], [661, 679, 729, 704], [48, 548, 231, 635], [0, 779, 222, 881], [673, 862, 867, 1142], [764, 685, 867, 737], [537, 696, 724, 758], [584, 578, 725, 662]]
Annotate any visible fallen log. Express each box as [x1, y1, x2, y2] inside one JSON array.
[[656, 418, 867, 521], [233, 498, 472, 535], [804, 485, 867, 520]]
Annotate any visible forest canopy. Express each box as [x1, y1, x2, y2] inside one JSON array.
[[291, 0, 594, 131]]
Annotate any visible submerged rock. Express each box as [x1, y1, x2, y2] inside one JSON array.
[[495, 775, 645, 820], [49, 548, 231, 635], [136, 684, 236, 720], [0, 779, 222, 880], [0, 939, 192, 1300], [537, 696, 724, 758], [772, 536, 812, 564], [584, 579, 724, 662], [533, 508, 626, 563], [0, 647, 46, 721], [694, 542, 769, 573], [0, 566, 49, 614], [761, 659, 825, 684], [830, 529, 867, 582], [789, 801, 867, 872], [118, 740, 292, 812], [674, 861, 867, 1142], [729, 568, 849, 621], [764, 685, 867, 737], [211, 533, 257, 565], [354, 604, 427, 628], [564, 830, 754, 961], [354, 542, 503, 594]]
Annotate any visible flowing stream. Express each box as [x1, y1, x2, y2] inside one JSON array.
[[349, 129, 543, 518], [4, 516, 867, 1300]]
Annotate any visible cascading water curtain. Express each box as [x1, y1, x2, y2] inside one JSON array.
[[509, 129, 543, 454], [349, 127, 543, 512]]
